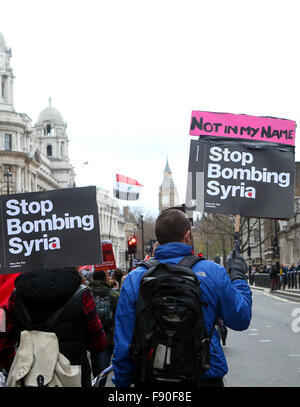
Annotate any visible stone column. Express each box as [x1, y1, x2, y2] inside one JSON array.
[[16, 165, 21, 193], [25, 167, 29, 192]]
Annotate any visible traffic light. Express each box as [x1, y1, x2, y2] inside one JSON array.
[[247, 246, 251, 258], [272, 237, 279, 258], [128, 235, 137, 255]]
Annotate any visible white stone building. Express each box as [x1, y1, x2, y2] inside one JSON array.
[[0, 32, 75, 195]]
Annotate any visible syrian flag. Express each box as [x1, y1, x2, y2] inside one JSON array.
[[113, 174, 143, 201]]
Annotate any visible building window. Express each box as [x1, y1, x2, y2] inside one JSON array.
[[1, 78, 5, 98], [253, 229, 260, 244], [4, 134, 12, 151], [46, 124, 51, 135], [47, 145, 52, 156], [61, 141, 65, 157]]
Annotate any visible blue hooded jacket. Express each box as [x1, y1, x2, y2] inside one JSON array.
[[112, 243, 252, 386]]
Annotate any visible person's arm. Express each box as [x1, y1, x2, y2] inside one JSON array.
[[81, 289, 107, 352], [217, 271, 252, 330], [111, 275, 137, 387], [110, 290, 120, 316], [218, 247, 252, 330]]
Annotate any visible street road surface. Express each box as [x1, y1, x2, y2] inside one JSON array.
[[224, 288, 300, 387]]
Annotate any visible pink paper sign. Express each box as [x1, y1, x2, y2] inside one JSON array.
[[190, 111, 296, 146]]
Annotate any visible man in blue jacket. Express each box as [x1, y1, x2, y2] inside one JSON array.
[[112, 209, 252, 387]]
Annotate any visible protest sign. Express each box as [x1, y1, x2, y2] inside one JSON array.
[[185, 138, 295, 219], [0, 186, 102, 275], [190, 111, 296, 146], [94, 241, 116, 271]]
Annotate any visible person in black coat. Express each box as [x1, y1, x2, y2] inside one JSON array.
[[0, 267, 107, 386], [269, 264, 279, 291]]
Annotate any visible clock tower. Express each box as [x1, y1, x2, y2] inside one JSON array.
[[159, 157, 179, 212]]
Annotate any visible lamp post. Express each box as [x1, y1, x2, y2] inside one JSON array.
[[4, 168, 12, 194], [140, 215, 144, 259], [247, 218, 251, 261], [258, 218, 263, 269]]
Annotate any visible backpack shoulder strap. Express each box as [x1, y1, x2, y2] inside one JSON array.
[[47, 284, 88, 330], [178, 254, 204, 269], [92, 287, 111, 297], [14, 291, 33, 330], [138, 259, 160, 269]]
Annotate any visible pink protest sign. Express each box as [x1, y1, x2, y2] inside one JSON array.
[[190, 111, 296, 146]]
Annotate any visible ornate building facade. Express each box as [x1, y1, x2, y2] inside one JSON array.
[[159, 158, 179, 212], [276, 162, 300, 266], [0, 32, 75, 195], [246, 162, 300, 268]]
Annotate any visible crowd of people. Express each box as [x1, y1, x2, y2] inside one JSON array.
[[0, 208, 252, 388], [248, 262, 300, 290]]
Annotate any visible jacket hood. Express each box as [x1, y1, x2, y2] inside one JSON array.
[[89, 280, 108, 289], [14, 267, 82, 307], [155, 242, 193, 260]]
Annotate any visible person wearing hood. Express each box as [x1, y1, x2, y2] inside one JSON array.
[[0, 267, 107, 387]]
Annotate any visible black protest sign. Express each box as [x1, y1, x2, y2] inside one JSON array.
[[0, 186, 102, 274], [185, 139, 295, 219]]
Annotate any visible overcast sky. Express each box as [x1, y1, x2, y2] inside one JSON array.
[[1, 0, 299, 217]]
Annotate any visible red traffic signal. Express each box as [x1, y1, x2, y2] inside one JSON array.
[[128, 236, 137, 254]]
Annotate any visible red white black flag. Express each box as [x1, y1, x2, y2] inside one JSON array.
[[113, 174, 143, 201]]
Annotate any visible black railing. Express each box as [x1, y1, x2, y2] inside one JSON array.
[[253, 273, 270, 289], [250, 271, 300, 290]]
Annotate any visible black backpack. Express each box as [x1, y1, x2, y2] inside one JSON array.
[[130, 255, 212, 385], [15, 284, 88, 333], [12, 285, 88, 387], [92, 288, 114, 330]]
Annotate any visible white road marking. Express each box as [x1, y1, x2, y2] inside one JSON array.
[[259, 339, 271, 343], [263, 291, 299, 304]]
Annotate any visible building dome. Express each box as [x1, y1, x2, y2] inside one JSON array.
[[37, 98, 65, 125], [0, 32, 6, 51]]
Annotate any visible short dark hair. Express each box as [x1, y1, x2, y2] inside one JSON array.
[[112, 268, 123, 283], [155, 208, 191, 244], [93, 270, 106, 281]]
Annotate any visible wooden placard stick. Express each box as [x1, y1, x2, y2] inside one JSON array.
[[233, 213, 241, 256], [235, 214, 240, 236]]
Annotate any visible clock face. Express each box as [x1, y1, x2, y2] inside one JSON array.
[[162, 196, 169, 205]]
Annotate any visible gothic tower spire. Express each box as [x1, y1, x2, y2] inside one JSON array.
[[159, 157, 179, 212]]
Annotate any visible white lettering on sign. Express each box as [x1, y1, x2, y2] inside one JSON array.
[[6, 199, 53, 216], [5, 198, 95, 258], [206, 146, 291, 200]]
